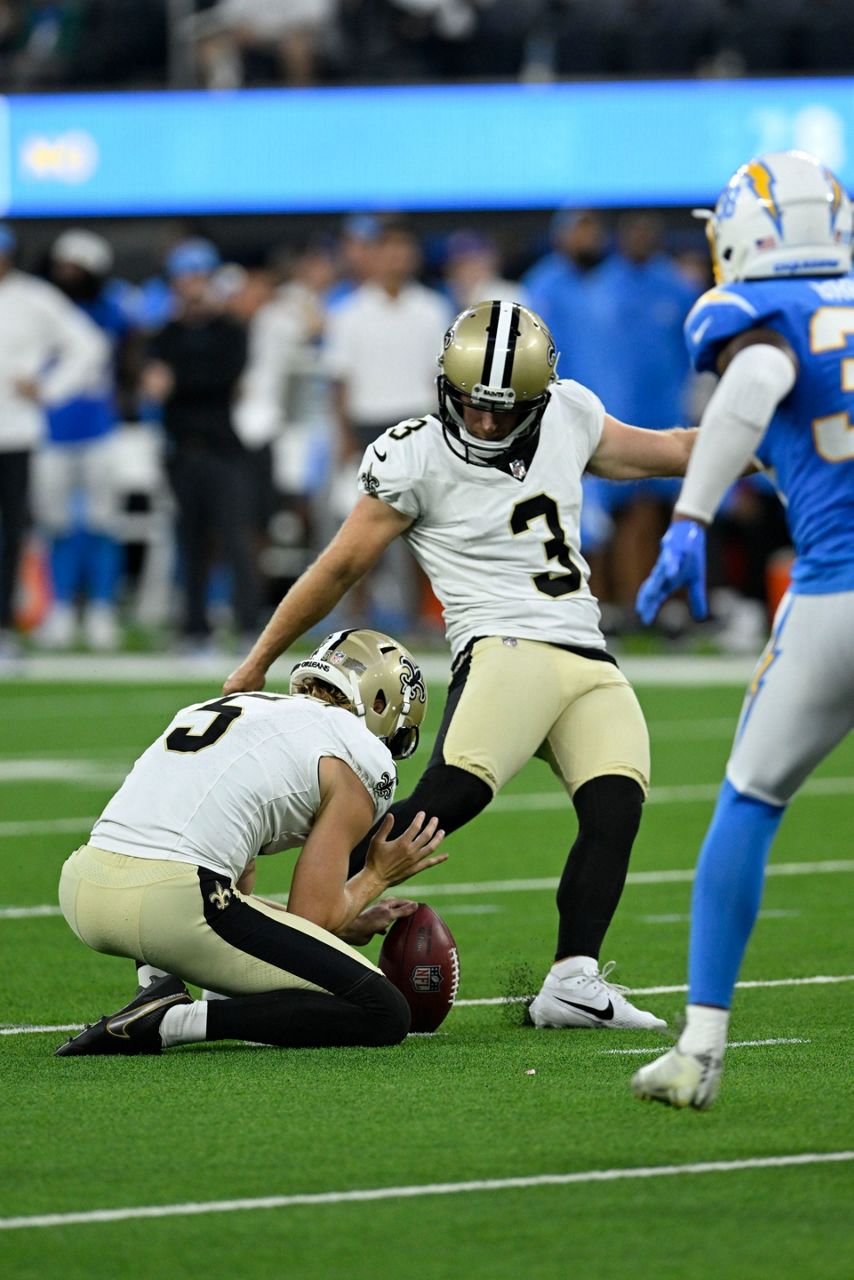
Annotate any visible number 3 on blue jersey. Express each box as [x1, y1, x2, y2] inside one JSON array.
[[811, 307, 854, 461]]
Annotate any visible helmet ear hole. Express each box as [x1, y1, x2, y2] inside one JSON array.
[[373, 689, 387, 714]]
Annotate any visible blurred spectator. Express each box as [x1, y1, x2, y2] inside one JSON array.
[[186, 0, 338, 88], [0, 0, 84, 89], [441, 229, 529, 311], [325, 217, 451, 625], [234, 239, 338, 596], [326, 214, 381, 310], [33, 229, 141, 651], [0, 224, 106, 659], [142, 238, 259, 651], [523, 210, 610, 388], [583, 213, 701, 617]]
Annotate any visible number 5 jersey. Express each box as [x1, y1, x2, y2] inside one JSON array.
[[90, 694, 397, 882]]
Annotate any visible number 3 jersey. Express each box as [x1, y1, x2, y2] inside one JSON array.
[[685, 274, 854, 594], [90, 694, 397, 882], [357, 379, 607, 662]]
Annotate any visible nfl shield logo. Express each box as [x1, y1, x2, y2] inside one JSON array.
[[510, 459, 527, 481], [330, 651, 347, 664], [411, 964, 444, 993]]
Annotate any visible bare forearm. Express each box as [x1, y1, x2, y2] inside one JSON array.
[[249, 548, 363, 671], [288, 865, 386, 935], [590, 425, 697, 481]]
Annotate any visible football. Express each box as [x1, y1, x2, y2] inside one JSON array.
[[378, 903, 460, 1032]]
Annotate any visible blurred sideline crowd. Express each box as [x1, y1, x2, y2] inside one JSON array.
[[0, 209, 793, 664], [1, 0, 852, 91]]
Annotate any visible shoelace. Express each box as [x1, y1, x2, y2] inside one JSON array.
[[596, 960, 630, 996]]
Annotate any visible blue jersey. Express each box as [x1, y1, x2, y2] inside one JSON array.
[[685, 275, 854, 594], [47, 291, 131, 444]]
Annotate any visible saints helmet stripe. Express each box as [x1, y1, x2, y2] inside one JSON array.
[[316, 629, 353, 659], [481, 300, 501, 386], [481, 300, 518, 389], [500, 304, 522, 387]]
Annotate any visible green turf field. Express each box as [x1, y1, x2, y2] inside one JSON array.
[[2, 676, 852, 1279]]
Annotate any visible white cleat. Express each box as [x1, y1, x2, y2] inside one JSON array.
[[528, 959, 667, 1032], [631, 1045, 723, 1110]]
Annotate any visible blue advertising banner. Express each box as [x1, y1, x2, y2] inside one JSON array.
[[1, 78, 852, 217]]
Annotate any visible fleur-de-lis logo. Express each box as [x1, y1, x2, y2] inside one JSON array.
[[374, 770, 396, 801], [399, 654, 426, 704], [359, 464, 380, 496], [208, 881, 232, 911]]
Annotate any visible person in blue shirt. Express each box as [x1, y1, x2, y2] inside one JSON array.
[[583, 214, 701, 615], [631, 150, 854, 1109], [34, 229, 139, 651]]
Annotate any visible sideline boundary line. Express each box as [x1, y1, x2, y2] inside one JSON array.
[[0, 1152, 849, 1231]]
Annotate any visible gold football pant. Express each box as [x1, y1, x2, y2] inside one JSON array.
[[59, 844, 380, 997], [437, 637, 650, 797]]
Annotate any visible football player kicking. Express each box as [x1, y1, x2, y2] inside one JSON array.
[[55, 631, 445, 1056], [226, 299, 701, 1033], [632, 150, 854, 1109]]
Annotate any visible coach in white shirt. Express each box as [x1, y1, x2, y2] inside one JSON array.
[[325, 219, 451, 466], [0, 224, 107, 653]]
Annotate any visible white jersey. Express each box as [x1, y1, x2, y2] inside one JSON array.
[[91, 694, 397, 882], [357, 380, 606, 661]]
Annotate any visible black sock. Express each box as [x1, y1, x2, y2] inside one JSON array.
[[205, 971, 411, 1048], [348, 764, 492, 876], [555, 775, 644, 961]]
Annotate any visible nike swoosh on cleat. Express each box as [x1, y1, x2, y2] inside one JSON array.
[[372, 447, 387, 461], [553, 996, 615, 1021], [106, 995, 186, 1040]]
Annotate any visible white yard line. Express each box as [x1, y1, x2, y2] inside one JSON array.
[[2, 858, 851, 921], [0, 816, 97, 838], [455, 974, 854, 1007], [3, 974, 852, 1035], [639, 908, 799, 924], [600, 1038, 811, 1055], [0, 1152, 848, 1232]]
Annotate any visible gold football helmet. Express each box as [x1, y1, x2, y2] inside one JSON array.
[[289, 629, 427, 760], [437, 300, 558, 465]]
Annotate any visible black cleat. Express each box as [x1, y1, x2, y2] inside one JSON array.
[[55, 975, 191, 1057]]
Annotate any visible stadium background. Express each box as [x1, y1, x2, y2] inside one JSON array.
[[2, 0, 853, 658], [2, 6, 853, 1278]]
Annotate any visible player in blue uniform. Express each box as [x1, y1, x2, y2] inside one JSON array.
[[631, 150, 854, 1108], [34, 230, 138, 650]]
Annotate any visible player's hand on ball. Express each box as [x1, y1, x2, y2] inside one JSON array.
[[337, 898, 418, 946], [367, 812, 447, 887]]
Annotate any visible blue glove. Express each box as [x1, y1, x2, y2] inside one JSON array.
[[636, 519, 708, 625]]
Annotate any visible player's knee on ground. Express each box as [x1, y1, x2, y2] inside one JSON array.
[[359, 972, 411, 1046]]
